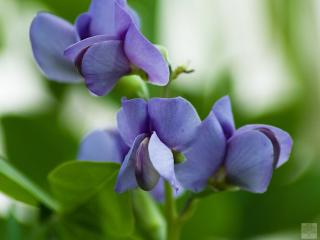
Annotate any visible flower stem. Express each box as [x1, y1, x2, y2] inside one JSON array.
[[161, 85, 170, 98], [164, 184, 201, 240], [164, 181, 181, 240], [179, 194, 199, 223], [138, 81, 150, 100]]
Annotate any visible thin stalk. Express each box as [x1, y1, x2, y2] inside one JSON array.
[[179, 194, 199, 223], [161, 85, 170, 98], [164, 181, 180, 240], [138, 81, 150, 100]]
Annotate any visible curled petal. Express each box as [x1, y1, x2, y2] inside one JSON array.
[[212, 96, 235, 139], [78, 129, 128, 163], [64, 35, 117, 63], [116, 0, 127, 5], [148, 132, 181, 192], [81, 40, 130, 96], [75, 13, 91, 40], [30, 12, 80, 82], [115, 0, 140, 27], [120, 1, 141, 28], [125, 7, 140, 28], [148, 97, 201, 151], [117, 98, 149, 147], [115, 134, 146, 193], [225, 130, 274, 193], [237, 124, 293, 167], [124, 24, 169, 86], [176, 112, 226, 192]]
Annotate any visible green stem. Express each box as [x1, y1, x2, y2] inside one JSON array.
[[138, 81, 150, 100], [164, 186, 201, 240], [161, 64, 194, 98], [161, 85, 170, 98], [164, 181, 180, 240], [179, 194, 199, 223]]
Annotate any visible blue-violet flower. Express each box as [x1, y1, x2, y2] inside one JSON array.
[[78, 97, 204, 198], [176, 96, 293, 193], [30, 0, 169, 96]]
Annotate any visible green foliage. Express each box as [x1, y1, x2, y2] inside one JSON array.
[[48, 161, 119, 210], [0, 159, 138, 239], [1, 113, 78, 191], [0, 157, 59, 210], [5, 215, 22, 240], [49, 161, 135, 238]]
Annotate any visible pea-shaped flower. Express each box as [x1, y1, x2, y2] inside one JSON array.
[[78, 97, 202, 195], [30, 0, 169, 96], [176, 96, 293, 193]]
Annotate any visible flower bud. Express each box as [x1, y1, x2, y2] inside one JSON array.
[[135, 137, 160, 191]]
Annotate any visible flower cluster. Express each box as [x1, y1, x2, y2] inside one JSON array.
[[30, 0, 293, 199], [79, 96, 292, 198]]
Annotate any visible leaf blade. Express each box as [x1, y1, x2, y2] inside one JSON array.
[[0, 157, 60, 210]]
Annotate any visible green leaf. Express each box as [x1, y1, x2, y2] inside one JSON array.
[[1, 113, 78, 192], [48, 161, 119, 209], [0, 157, 59, 210], [48, 161, 135, 237]]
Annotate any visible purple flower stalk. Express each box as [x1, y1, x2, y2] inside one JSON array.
[[30, 0, 169, 96], [176, 96, 293, 193], [78, 97, 203, 197]]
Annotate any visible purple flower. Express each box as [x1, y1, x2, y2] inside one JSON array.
[[78, 97, 202, 196], [30, 0, 169, 96], [176, 96, 293, 193]]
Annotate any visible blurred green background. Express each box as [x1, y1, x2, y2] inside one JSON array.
[[0, 0, 319, 239]]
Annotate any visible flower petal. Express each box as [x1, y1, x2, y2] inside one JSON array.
[[81, 40, 130, 96], [117, 98, 149, 147], [148, 97, 201, 150], [115, 134, 146, 193], [125, 7, 140, 28], [64, 35, 117, 63], [124, 24, 169, 86], [30, 12, 80, 82], [89, 0, 131, 37], [78, 129, 128, 163], [75, 13, 91, 40], [237, 124, 293, 168], [225, 130, 274, 193], [135, 137, 160, 191], [89, 0, 116, 36], [176, 112, 226, 192], [212, 96, 235, 139], [116, 0, 140, 27], [148, 132, 181, 192], [116, 0, 126, 5]]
